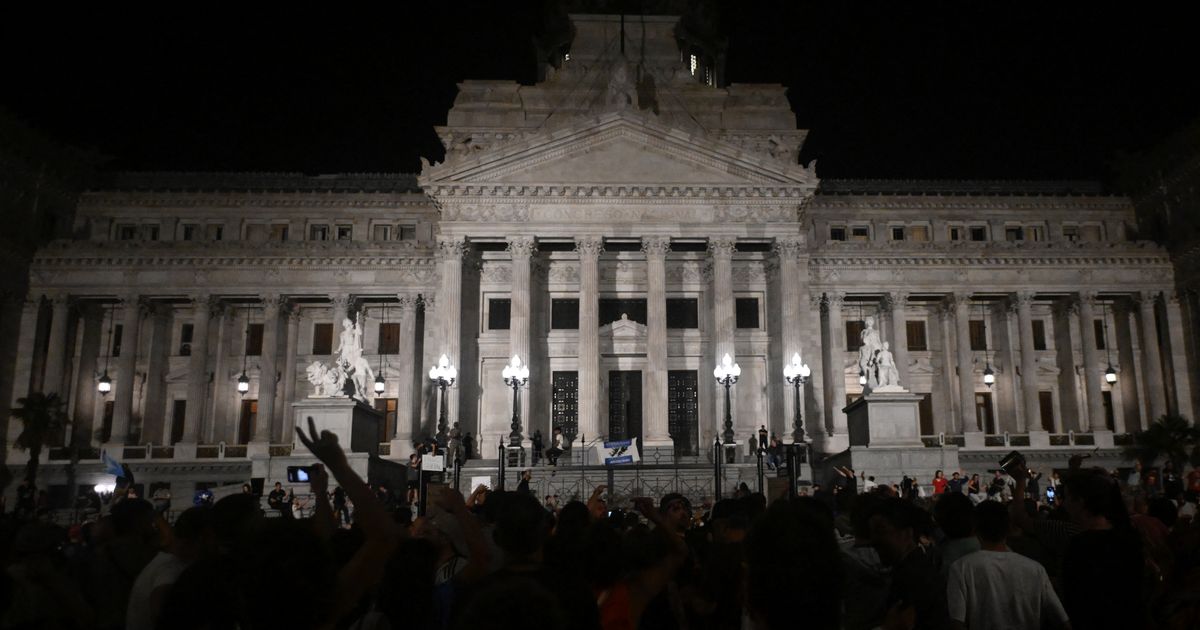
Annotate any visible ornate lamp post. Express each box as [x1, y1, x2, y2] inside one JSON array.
[[502, 354, 530, 447], [98, 305, 113, 395], [1102, 301, 1117, 384], [237, 309, 250, 395], [429, 354, 457, 443], [713, 353, 741, 444], [375, 302, 389, 395], [783, 352, 811, 443]]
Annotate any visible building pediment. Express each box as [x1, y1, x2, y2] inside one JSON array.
[[598, 313, 647, 338], [420, 111, 818, 197]]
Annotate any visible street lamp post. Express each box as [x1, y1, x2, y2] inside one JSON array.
[[429, 354, 457, 444], [502, 354, 530, 447], [713, 353, 741, 445], [783, 352, 811, 443]]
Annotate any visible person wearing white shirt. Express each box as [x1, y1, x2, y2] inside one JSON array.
[[946, 500, 1069, 630]]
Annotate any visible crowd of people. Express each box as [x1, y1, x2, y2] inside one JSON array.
[[2, 418, 1199, 629]]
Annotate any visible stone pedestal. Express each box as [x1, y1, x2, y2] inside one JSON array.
[[1028, 430, 1051, 449], [293, 398, 383, 456], [845, 390, 923, 448], [963, 432, 987, 449], [1091, 430, 1115, 449]]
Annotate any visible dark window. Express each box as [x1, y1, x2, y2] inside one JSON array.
[[735, 242, 771, 252], [245, 323, 264, 356], [336, 225, 353, 241], [171, 400, 187, 444], [1039, 391, 1055, 431], [182, 224, 197, 241], [180, 324, 193, 356], [1101, 391, 1115, 431], [238, 400, 257, 445], [1032, 320, 1047, 351], [112, 325, 124, 357], [918, 393, 934, 435], [846, 320, 865, 351], [599, 299, 647, 326], [830, 227, 847, 241], [603, 241, 642, 252], [969, 319, 987, 351], [551, 299, 580, 330], [399, 226, 417, 241], [975, 392, 995, 433], [668, 370, 699, 456], [117, 225, 137, 240], [309, 225, 328, 241], [488, 299, 511, 330], [969, 226, 988, 241], [271, 224, 289, 241], [552, 371, 579, 444], [891, 226, 905, 241], [208, 225, 223, 241], [906, 320, 928, 351], [144, 225, 160, 241], [1093, 319, 1106, 350], [374, 398, 397, 443], [851, 226, 870, 240], [312, 323, 333, 355], [666, 298, 699, 329], [735, 298, 760, 329], [950, 226, 963, 241], [1005, 227, 1024, 241], [378, 323, 400, 354], [670, 241, 708, 252]]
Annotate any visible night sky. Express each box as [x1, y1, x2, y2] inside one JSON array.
[[3, 2, 1197, 184]]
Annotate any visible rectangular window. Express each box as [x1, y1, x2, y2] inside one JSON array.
[[374, 398, 397, 443], [668, 370, 699, 456], [399, 226, 417, 241], [245, 323, 264, 356], [312, 323, 333, 355], [117, 224, 138, 240], [180, 323, 194, 356], [238, 400, 257, 445], [1093, 319, 1106, 350], [598, 298, 647, 326], [1005, 226, 1024, 241], [906, 320, 928, 351], [850, 226, 870, 241], [1101, 391, 1115, 431], [270, 224, 289, 241], [1038, 391, 1055, 432], [112, 324, 124, 357], [310, 225, 329, 241], [829, 226, 847, 241], [206, 224, 223, 241], [908, 225, 929, 242], [969, 226, 988, 242], [846, 320, 866, 351], [336, 225, 353, 241], [143, 225, 160, 241], [1062, 225, 1080, 242], [1026, 225, 1045, 241], [891, 226, 905, 241], [969, 319, 987, 351], [373, 225, 392, 241], [171, 400, 187, 445], [488, 298, 512, 330], [949, 226, 963, 241], [378, 323, 400, 354], [181, 224, 198, 241], [735, 298, 760, 329], [666, 298, 699, 329], [1032, 320, 1047, 351], [551, 298, 580, 330]]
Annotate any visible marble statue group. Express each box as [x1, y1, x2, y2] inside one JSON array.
[[306, 314, 376, 402], [859, 316, 902, 392]]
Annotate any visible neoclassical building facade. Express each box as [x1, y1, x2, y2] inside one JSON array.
[[3, 14, 1197, 494]]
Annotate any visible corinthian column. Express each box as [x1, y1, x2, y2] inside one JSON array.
[[1015, 292, 1040, 433], [951, 293, 978, 434], [775, 238, 807, 441], [280, 304, 300, 442], [1137, 291, 1167, 421], [437, 237, 467, 427], [42, 293, 72, 397], [576, 237, 603, 444], [824, 293, 849, 438], [391, 293, 419, 456], [1164, 292, 1196, 421], [708, 237, 736, 439], [252, 294, 284, 448], [1077, 292, 1105, 432], [507, 236, 537, 444], [885, 292, 910, 387], [178, 295, 216, 457], [643, 236, 670, 446], [109, 295, 144, 448]]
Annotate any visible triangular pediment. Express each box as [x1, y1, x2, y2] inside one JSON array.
[[598, 314, 647, 337], [421, 111, 817, 190]]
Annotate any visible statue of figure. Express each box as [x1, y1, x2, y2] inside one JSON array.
[[333, 314, 375, 402], [605, 62, 637, 110], [858, 316, 883, 389], [306, 361, 344, 398], [335, 317, 362, 366], [877, 342, 900, 388]]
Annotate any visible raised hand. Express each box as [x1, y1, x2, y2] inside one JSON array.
[[296, 416, 348, 469], [309, 463, 329, 496]]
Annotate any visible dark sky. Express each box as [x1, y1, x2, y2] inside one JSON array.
[[3, 2, 1197, 182]]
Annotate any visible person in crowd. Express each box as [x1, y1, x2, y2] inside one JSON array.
[[946, 501, 1069, 630], [268, 481, 290, 519], [862, 473, 878, 492], [448, 421, 464, 464], [517, 469, 533, 495], [747, 498, 844, 629], [767, 434, 782, 469], [332, 485, 351, 526], [758, 424, 769, 451], [871, 497, 951, 630], [547, 426, 565, 466], [462, 431, 475, 460], [966, 474, 982, 503], [841, 492, 891, 630], [933, 492, 979, 575], [241, 482, 253, 495], [1026, 469, 1043, 502], [946, 471, 966, 495], [932, 470, 948, 495], [125, 507, 215, 630], [1163, 461, 1184, 501], [151, 484, 172, 516], [531, 429, 544, 466]]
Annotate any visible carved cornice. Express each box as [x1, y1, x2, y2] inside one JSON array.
[[79, 190, 430, 210], [664, 262, 706, 284], [808, 251, 1172, 268], [810, 195, 1132, 212], [429, 184, 813, 202], [480, 263, 512, 284], [442, 203, 529, 222], [575, 236, 605, 259]]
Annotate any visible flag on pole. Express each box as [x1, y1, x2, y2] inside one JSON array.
[[102, 450, 124, 477]]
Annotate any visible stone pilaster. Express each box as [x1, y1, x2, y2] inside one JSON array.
[[108, 295, 144, 448], [391, 293, 419, 456], [885, 292, 910, 387], [507, 235, 537, 443], [1164, 292, 1196, 421], [437, 237, 467, 428], [42, 293, 72, 397], [708, 237, 736, 440], [1077, 292, 1105, 432], [1137, 291, 1168, 421], [951, 293, 978, 434], [280, 304, 300, 442], [252, 294, 284, 447], [576, 237, 603, 444], [642, 236, 670, 446], [1015, 292, 1040, 433]]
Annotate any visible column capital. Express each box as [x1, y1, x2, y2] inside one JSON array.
[[46, 292, 71, 308], [810, 292, 825, 311], [285, 302, 303, 322], [396, 293, 420, 312], [262, 294, 286, 315], [824, 292, 844, 310], [639, 236, 670, 259], [330, 294, 352, 311], [420, 294, 436, 312], [1077, 291, 1099, 308], [773, 236, 804, 261], [1135, 290, 1161, 309], [437, 236, 469, 261], [1166, 290, 1184, 307], [707, 237, 737, 260], [1013, 291, 1036, 309], [947, 292, 973, 310], [883, 292, 909, 311], [505, 235, 538, 259], [575, 236, 605, 259]]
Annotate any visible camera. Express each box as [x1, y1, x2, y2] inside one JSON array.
[[998, 450, 1026, 477], [286, 466, 312, 483]]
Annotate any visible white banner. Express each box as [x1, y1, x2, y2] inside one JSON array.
[[593, 439, 641, 465]]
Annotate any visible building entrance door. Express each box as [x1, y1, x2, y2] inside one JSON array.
[[668, 370, 699, 456], [608, 370, 642, 451]]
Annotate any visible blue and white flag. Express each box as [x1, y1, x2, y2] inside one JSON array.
[[101, 450, 124, 478], [595, 439, 641, 466]]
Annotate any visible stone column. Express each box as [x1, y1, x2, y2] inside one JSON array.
[[331, 294, 351, 333], [251, 295, 284, 449], [42, 293, 72, 396], [885, 292, 910, 387], [1015, 292, 1041, 434], [951, 293, 979, 435], [937, 301, 958, 434], [807, 293, 827, 438], [507, 236, 537, 443], [576, 237, 603, 444], [1165, 292, 1196, 421], [70, 306, 102, 447], [390, 293, 419, 456], [824, 293, 849, 439], [178, 295, 215, 457], [207, 304, 232, 443], [437, 237, 467, 427], [1077, 292, 1105, 432], [1137, 291, 1168, 421], [4, 299, 41, 455], [642, 236, 670, 446], [109, 295, 143, 447], [708, 237, 736, 439], [775, 238, 807, 441], [280, 304, 301, 442]]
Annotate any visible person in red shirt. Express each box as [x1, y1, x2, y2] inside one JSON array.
[[932, 469, 948, 495]]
